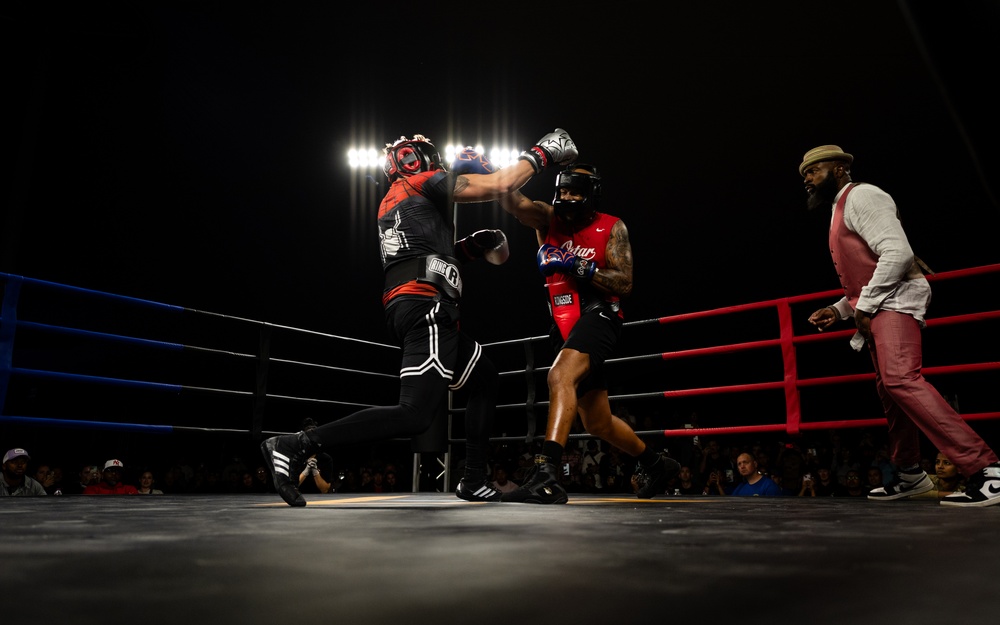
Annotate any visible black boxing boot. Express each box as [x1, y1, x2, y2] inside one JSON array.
[[501, 454, 568, 504], [635, 453, 681, 499], [260, 430, 317, 507]]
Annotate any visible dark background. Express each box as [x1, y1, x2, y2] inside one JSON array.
[[4, 1, 999, 340], [2, 2, 999, 476]]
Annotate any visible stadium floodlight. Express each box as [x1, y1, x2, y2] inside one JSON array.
[[488, 148, 521, 169], [346, 142, 521, 170], [347, 147, 382, 170], [443, 144, 520, 169]]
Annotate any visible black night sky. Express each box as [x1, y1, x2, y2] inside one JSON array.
[[4, 2, 999, 345]]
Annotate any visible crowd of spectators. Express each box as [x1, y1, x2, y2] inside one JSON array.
[[484, 412, 977, 499], [1, 414, 977, 498]]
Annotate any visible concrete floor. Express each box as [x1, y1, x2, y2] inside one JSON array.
[[4, 492, 996, 625]]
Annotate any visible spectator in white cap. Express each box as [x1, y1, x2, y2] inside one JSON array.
[[83, 459, 139, 495], [1, 448, 48, 496]]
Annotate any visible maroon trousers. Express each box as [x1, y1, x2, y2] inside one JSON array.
[[868, 311, 998, 477]]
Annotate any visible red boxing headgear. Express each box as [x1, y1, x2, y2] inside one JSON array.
[[382, 134, 444, 181]]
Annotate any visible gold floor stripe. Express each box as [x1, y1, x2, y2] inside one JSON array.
[[254, 495, 729, 507]]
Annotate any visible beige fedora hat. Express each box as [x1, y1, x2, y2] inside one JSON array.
[[798, 145, 854, 176]]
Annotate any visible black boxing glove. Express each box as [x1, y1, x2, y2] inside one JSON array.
[[455, 229, 510, 265]]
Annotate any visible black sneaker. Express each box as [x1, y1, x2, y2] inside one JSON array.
[[501, 456, 568, 504], [635, 454, 681, 499], [867, 467, 933, 501], [941, 462, 1000, 508], [456, 478, 502, 502], [260, 431, 314, 507]]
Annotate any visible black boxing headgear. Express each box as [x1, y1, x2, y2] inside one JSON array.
[[382, 134, 445, 182], [552, 163, 601, 223]]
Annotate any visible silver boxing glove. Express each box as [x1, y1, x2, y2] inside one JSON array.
[[518, 128, 579, 173]]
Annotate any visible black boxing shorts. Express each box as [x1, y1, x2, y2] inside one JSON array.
[[549, 303, 622, 397], [386, 296, 482, 390]]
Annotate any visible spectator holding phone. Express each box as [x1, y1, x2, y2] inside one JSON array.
[[701, 466, 740, 495], [699, 439, 734, 486], [701, 469, 727, 496], [801, 466, 847, 497]]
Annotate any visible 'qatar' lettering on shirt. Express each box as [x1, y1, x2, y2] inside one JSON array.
[[560, 241, 595, 259]]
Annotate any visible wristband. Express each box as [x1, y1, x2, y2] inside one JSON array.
[[571, 257, 597, 281], [518, 146, 548, 173]]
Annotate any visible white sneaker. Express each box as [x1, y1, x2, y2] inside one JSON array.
[[940, 463, 1000, 508], [867, 468, 933, 501]]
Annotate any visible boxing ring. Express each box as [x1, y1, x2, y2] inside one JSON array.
[[2, 264, 998, 491]]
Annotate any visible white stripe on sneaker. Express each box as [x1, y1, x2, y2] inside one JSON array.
[[272, 451, 291, 477], [474, 485, 496, 498]]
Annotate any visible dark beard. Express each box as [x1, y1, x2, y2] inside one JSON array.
[[805, 173, 839, 212]]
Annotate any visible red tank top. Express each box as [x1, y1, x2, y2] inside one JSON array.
[[543, 211, 622, 312]]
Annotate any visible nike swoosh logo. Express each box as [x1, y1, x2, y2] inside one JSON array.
[[599, 312, 610, 320], [596, 228, 605, 232], [988, 483, 1000, 494]]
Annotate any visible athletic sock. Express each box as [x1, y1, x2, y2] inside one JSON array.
[[541, 441, 564, 463], [463, 441, 488, 482]]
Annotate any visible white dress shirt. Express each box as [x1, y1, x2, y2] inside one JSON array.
[[827, 183, 931, 350]]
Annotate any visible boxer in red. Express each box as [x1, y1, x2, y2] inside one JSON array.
[[499, 163, 679, 503]]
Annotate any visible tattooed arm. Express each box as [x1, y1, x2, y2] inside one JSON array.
[[593, 219, 633, 299]]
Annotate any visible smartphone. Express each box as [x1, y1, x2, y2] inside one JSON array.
[[563, 463, 570, 476], [725, 469, 734, 483]]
